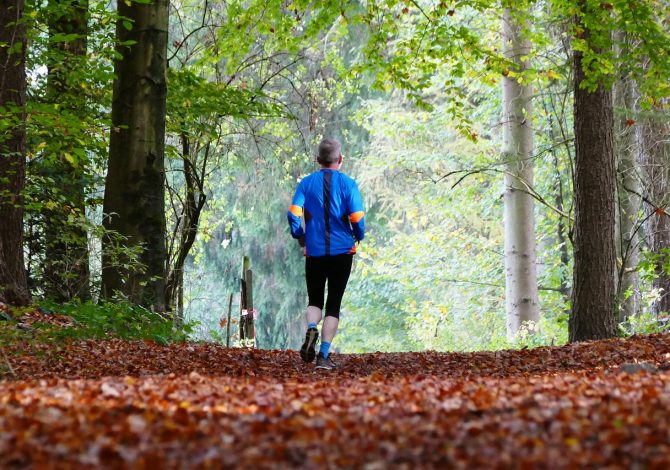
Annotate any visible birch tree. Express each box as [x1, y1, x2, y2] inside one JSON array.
[[502, 5, 539, 338], [614, 73, 641, 321], [637, 98, 670, 316]]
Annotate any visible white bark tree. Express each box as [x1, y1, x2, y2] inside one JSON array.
[[636, 96, 670, 316], [614, 75, 641, 321], [502, 7, 540, 339]]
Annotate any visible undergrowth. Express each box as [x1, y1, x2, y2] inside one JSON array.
[[0, 301, 195, 348]]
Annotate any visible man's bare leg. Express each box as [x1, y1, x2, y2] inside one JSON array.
[[321, 316, 338, 344], [306, 306, 322, 326]]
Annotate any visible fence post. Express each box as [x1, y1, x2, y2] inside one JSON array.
[[245, 268, 255, 346], [239, 256, 256, 347], [225, 292, 233, 347]]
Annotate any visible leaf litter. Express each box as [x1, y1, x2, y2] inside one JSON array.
[[2, 333, 670, 468]]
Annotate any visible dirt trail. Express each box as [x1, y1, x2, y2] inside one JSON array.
[[2, 334, 670, 468]]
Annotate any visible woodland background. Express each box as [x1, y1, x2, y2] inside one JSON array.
[[1, 0, 669, 353]]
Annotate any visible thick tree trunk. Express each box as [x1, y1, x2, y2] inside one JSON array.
[[636, 98, 670, 316], [614, 76, 641, 320], [102, 0, 169, 311], [569, 21, 617, 341], [0, 0, 31, 306], [42, 0, 91, 301], [502, 8, 539, 339]]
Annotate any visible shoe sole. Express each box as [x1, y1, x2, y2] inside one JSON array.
[[315, 357, 336, 370], [300, 331, 318, 363]]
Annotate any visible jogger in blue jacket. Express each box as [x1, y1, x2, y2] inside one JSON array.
[[287, 138, 365, 369]]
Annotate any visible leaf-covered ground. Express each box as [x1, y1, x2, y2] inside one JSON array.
[[3, 322, 670, 468]]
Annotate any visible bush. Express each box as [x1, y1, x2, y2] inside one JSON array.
[[619, 310, 670, 336], [38, 300, 195, 343]]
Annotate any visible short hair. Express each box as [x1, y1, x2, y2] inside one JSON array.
[[317, 138, 341, 165]]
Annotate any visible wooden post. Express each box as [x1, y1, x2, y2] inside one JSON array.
[[239, 277, 247, 342], [240, 256, 249, 343], [245, 268, 255, 346], [225, 292, 233, 347], [237, 256, 256, 347]]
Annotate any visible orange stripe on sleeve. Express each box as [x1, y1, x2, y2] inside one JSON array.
[[289, 205, 303, 217], [349, 211, 365, 223]]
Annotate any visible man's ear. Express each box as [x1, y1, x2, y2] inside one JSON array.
[[338, 154, 343, 164]]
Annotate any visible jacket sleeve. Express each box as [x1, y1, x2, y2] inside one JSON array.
[[348, 181, 365, 242], [287, 182, 305, 239]]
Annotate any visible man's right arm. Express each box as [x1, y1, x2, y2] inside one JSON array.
[[287, 182, 305, 239]]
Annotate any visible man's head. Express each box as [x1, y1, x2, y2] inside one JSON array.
[[317, 138, 342, 166]]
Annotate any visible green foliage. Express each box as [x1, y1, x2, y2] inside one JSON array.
[[21, 0, 118, 298], [11, 0, 669, 354], [639, 248, 670, 282], [512, 315, 569, 348], [548, 0, 670, 98], [38, 300, 195, 343], [619, 311, 669, 336], [335, 24, 576, 352]]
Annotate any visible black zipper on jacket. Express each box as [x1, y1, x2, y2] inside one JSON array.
[[323, 171, 332, 255]]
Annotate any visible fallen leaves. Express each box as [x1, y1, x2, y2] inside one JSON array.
[[2, 334, 670, 468]]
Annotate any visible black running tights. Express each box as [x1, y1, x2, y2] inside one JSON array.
[[305, 254, 353, 318]]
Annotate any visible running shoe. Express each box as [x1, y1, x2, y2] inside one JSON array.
[[315, 352, 337, 370], [299, 327, 319, 363]]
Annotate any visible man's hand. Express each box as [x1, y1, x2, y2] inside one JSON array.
[[298, 235, 306, 247]]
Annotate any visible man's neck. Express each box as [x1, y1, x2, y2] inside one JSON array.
[[320, 165, 340, 171]]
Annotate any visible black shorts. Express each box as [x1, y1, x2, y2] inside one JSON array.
[[305, 254, 353, 318]]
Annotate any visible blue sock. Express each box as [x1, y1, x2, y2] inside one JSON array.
[[320, 341, 331, 359], [307, 322, 317, 330]]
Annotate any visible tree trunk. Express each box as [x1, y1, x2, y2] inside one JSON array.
[[165, 134, 207, 316], [569, 12, 617, 341], [636, 98, 670, 316], [502, 7, 539, 339], [42, 0, 91, 301], [102, 0, 169, 311], [541, 83, 572, 301], [614, 75, 641, 320], [0, 0, 31, 306]]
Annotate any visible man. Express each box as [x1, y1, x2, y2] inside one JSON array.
[[287, 138, 365, 370]]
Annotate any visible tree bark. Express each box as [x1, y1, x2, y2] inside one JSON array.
[[42, 0, 91, 301], [502, 7, 539, 339], [636, 97, 670, 316], [569, 11, 617, 341], [102, 0, 169, 311], [0, 0, 30, 306]]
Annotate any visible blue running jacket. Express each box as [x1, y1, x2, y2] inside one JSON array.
[[287, 169, 365, 257]]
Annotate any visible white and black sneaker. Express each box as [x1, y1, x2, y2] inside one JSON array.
[[299, 327, 319, 363], [315, 352, 337, 370]]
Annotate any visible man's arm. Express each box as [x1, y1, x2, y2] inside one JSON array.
[[287, 182, 305, 239], [348, 181, 365, 242]]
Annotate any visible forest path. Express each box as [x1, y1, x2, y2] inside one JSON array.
[[2, 334, 670, 468]]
